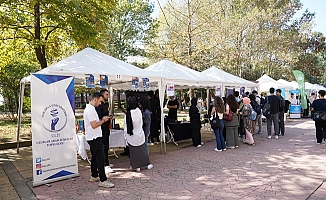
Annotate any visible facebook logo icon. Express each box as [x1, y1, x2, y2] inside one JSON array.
[[36, 169, 42, 175], [36, 157, 41, 163]]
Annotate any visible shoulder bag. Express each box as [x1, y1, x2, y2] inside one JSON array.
[[210, 112, 221, 129]]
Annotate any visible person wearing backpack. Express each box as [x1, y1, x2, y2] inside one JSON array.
[[265, 88, 280, 139], [276, 89, 285, 136], [252, 90, 263, 134]]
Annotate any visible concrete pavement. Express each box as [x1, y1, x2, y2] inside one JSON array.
[[1, 118, 326, 200]]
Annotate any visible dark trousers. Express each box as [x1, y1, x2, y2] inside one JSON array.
[[191, 128, 201, 146], [267, 113, 279, 136], [150, 118, 160, 143], [279, 111, 285, 135], [87, 137, 107, 182], [315, 121, 326, 143], [102, 136, 110, 166]]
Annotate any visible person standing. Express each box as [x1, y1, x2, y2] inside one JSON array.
[[276, 89, 285, 136], [139, 96, 151, 154], [95, 89, 114, 174], [224, 94, 240, 149], [84, 92, 114, 188], [189, 97, 202, 147], [124, 97, 153, 171], [167, 96, 178, 121], [252, 90, 262, 134], [211, 96, 226, 151], [249, 94, 260, 134], [266, 88, 280, 139], [311, 90, 326, 144], [148, 91, 160, 144], [289, 93, 299, 105]]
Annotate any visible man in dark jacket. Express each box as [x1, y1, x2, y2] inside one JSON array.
[[276, 89, 285, 136], [311, 90, 326, 144], [266, 88, 280, 139], [96, 89, 114, 173], [148, 91, 160, 144]]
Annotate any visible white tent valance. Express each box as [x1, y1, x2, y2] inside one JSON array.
[[257, 74, 292, 92], [201, 66, 257, 87]]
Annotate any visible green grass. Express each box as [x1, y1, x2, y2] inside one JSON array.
[[0, 120, 31, 142]]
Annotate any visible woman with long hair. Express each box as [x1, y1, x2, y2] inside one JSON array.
[[138, 96, 151, 154], [124, 97, 153, 171], [224, 94, 240, 149], [211, 96, 226, 151], [189, 97, 202, 147]]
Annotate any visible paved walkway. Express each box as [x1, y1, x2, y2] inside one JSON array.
[[1, 118, 326, 200]]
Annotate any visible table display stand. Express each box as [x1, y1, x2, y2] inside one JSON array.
[[166, 125, 178, 146]]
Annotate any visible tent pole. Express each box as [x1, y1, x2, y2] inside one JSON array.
[[159, 79, 166, 154], [206, 88, 210, 115], [16, 82, 25, 153], [109, 87, 114, 115]]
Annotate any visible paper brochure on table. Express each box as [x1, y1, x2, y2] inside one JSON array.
[[166, 82, 175, 97], [31, 74, 78, 187]]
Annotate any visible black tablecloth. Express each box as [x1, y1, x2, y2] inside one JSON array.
[[168, 122, 191, 141]]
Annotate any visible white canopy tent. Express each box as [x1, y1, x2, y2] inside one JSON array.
[[257, 74, 293, 92], [17, 48, 161, 152], [277, 79, 296, 90], [201, 66, 257, 92]]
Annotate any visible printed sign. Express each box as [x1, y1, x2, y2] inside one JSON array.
[[132, 77, 139, 89], [31, 74, 78, 187], [215, 84, 221, 96], [142, 78, 150, 89], [85, 74, 95, 88], [100, 75, 108, 88], [166, 82, 175, 97]]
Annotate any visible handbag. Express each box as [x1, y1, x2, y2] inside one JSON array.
[[210, 112, 221, 129], [312, 111, 326, 121], [223, 110, 233, 121]]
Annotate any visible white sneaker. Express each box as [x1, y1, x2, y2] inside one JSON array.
[[147, 164, 153, 170], [222, 148, 227, 151], [197, 145, 202, 148], [227, 146, 235, 149], [109, 164, 114, 168], [235, 146, 239, 148], [105, 166, 115, 174], [214, 148, 222, 152], [98, 181, 114, 188], [268, 136, 272, 139], [274, 135, 278, 139], [89, 176, 100, 182], [201, 142, 204, 145], [136, 168, 141, 172], [148, 143, 154, 146]]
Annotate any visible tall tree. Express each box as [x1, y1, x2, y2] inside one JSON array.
[[0, 0, 116, 68]]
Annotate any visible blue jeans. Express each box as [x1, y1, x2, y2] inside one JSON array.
[[145, 136, 149, 155], [214, 120, 226, 150]]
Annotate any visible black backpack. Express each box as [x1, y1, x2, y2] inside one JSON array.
[[262, 97, 271, 118]]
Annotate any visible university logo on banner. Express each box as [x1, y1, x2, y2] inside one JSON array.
[[31, 74, 78, 187]]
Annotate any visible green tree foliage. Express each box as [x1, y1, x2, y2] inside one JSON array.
[[0, 61, 39, 120], [0, 0, 116, 68], [101, 0, 156, 61], [146, 0, 325, 83]]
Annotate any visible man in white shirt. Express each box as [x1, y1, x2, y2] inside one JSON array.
[[84, 92, 114, 188], [289, 93, 299, 105]]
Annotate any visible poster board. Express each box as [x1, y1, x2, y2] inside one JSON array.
[[31, 74, 78, 187]]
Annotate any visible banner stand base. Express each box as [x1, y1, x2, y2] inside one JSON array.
[[33, 173, 79, 187]]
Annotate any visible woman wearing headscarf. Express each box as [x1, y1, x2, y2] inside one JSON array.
[[124, 97, 153, 171], [224, 94, 239, 149], [241, 97, 255, 145], [211, 96, 226, 151], [189, 97, 202, 147]]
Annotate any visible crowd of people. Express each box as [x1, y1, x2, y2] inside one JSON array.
[[82, 87, 326, 188]]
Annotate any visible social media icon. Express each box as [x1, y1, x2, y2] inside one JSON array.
[[36, 169, 42, 175], [36, 164, 42, 169], [36, 157, 41, 163]]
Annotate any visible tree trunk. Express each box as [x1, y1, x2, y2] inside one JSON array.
[[34, 1, 48, 69]]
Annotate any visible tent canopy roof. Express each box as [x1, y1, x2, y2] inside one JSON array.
[[21, 48, 160, 89], [144, 60, 216, 88], [201, 66, 257, 87], [257, 74, 292, 91]]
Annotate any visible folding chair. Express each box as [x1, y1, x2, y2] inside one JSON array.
[[165, 117, 178, 146]]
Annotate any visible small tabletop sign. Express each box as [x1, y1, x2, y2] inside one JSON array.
[[100, 75, 108, 88]]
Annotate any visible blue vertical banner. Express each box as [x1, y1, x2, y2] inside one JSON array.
[[100, 75, 108, 88], [85, 74, 95, 88], [31, 74, 78, 187], [132, 77, 139, 89]]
